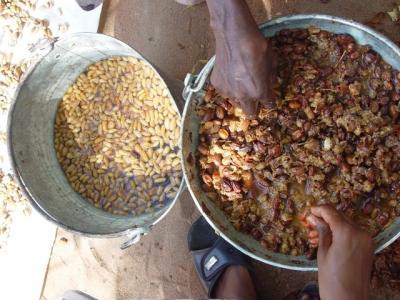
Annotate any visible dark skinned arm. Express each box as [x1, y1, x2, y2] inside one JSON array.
[[206, 0, 276, 116], [307, 206, 374, 300]]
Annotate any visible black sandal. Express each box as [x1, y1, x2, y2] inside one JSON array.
[[188, 217, 250, 298], [283, 282, 320, 300], [296, 282, 320, 300]]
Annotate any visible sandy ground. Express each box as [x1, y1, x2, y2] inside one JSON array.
[[42, 1, 400, 299]]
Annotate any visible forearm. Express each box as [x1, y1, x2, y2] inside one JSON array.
[[204, 0, 276, 115], [206, 0, 263, 40]]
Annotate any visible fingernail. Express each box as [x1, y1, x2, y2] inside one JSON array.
[[308, 230, 318, 239], [306, 215, 316, 227]]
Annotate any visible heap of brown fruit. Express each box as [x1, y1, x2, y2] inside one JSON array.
[[197, 27, 400, 257]]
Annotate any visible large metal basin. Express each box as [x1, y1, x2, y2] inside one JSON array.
[[8, 33, 184, 248], [181, 14, 400, 271]]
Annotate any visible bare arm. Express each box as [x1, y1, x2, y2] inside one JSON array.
[[206, 0, 276, 116], [307, 206, 374, 300]]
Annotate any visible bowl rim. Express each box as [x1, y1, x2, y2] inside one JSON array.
[[180, 13, 400, 271], [7, 32, 185, 238]]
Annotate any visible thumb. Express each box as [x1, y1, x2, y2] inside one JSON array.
[[307, 215, 332, 259]]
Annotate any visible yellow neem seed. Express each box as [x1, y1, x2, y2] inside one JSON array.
[[54, 56, 182, 215]]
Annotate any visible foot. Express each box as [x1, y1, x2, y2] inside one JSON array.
[[283, 282, 320, 300], [188, 217, 255, 298], [213, 265, 257, 300], [296, 282, 320, 300]]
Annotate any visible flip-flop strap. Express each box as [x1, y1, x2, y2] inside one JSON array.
[[192, 238, 248, 297], [201, 239, 247, 280]]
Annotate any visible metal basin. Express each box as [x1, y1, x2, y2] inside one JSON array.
[[181, 14, 400, 271], [8, 33, 184, 248]]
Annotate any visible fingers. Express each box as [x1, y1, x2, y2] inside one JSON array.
[[310, 205, 346, 232], [259, 95, 276, 109], [238, 99, 258, 117], [308, 230, 319, 248], [306, 214, 332, 258], [308, 230, 319, 239]]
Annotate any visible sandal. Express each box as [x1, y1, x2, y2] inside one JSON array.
[[283, 282, 320, 300], [188, 217, 250, 298], [296, 282, 320, 300]]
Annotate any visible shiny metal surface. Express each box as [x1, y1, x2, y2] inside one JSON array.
[[8, 33, 184, 246], [181, 14, 400, 271]]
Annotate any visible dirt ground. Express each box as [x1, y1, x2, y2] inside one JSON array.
[[42, 0, 400, 299]]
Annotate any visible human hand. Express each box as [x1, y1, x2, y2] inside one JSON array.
[[211, 37, 276, 116], [306, 205, 374, 300], [206, 0, 276, 116]]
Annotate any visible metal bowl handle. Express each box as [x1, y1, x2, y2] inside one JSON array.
[[120, 226, 151, 249], [183, 56, 215, 101]]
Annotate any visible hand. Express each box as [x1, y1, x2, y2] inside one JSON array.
[[206, 0, 276, 116], [211, 37, 276, 116], [306, 205, 374, 300]]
